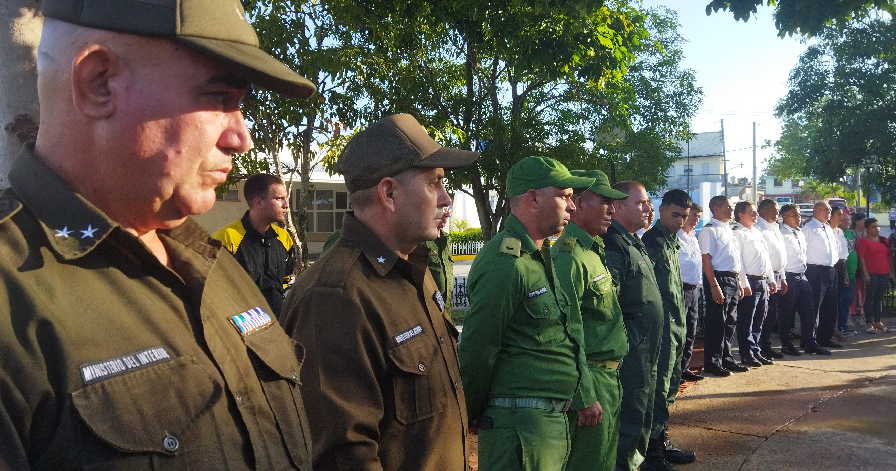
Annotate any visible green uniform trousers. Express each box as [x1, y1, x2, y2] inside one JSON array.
[[567, 365, 622, 471], [479, 406, 570, 471], [651, 313, 687, 439], [616, 313, 663, 471]]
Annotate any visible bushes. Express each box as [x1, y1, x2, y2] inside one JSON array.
[[448, 228, 483, 243]]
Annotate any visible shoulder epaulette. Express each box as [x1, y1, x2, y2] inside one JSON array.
[[560, 237, 577, 252], [0, 194, 23, 224], [703, 222, 714, 227], [499, 237, 522, 257]]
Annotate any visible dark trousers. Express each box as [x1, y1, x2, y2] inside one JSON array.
[[839, 276, 855, 332], [704, 273, 739, 369], [865, 274, 889, 324], [736, 278, 768, 361], [680, 285, 703, 372], [759, 289, 781, 351], [806, 264, 837, 345], [779, 273, 817, 349]]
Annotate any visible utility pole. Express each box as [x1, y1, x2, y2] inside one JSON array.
[[721, 119, 728, 197], [752, 122, 758, 202], [686, 136, 691, 192]]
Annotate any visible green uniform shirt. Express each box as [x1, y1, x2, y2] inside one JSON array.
[[281, 214, 468, 471], [551, 222, 629, 362], [0, 154, 312, 470], [844, 229, 859, 278], [458, 214, 593, 421], [642, 223, 686, 329], [602, 221, 665, 324]]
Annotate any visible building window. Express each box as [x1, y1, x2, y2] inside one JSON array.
[[216, 188, 240, 202], [702, 163, 710, 175], [302, 188, 350, 233]]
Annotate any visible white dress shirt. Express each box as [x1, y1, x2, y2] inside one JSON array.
[[756, 217, 788, 283], [780, 223, 808, 274], [698, 218, 743, 273], [832, 227, 848, 261], [803, 218, 839, 267], [677, 228, 703, 286], [732, 221, 774, 287]]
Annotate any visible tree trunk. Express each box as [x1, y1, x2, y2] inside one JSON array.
[[1, 1, 42, 188]]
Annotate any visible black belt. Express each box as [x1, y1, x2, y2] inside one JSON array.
[[785, 272, 805, 278], [806, 264, 834, 270], [746, 274, 766, 281], [683, 283, 700, 290], [714, 270, 739, 278]]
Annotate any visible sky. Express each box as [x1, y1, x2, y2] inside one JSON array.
[[642, 0, 810, 181]]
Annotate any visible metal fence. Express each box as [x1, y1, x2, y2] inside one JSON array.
[[451, 241, 484, 255]]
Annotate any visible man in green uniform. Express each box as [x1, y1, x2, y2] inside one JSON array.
[[458, 156, 597, 471], [0, 1, 318, 469], [603, 181, 666, 471], [642, 189, 697, 470], [551, 170, 630, 470], [281, 113, 478, 470]]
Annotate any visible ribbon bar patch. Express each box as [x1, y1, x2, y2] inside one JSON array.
[[527, 287, 548, 298], [229, 307, 274, 335], [592, 274, 607, 283], [80, 346, 172, 385], [394, 325, 424, 344]]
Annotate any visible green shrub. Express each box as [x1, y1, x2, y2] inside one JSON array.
[[448, 228, 484, 243]]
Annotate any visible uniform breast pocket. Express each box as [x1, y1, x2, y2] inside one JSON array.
[[583, 274, 615, 322], [388, 338, 443, 425], [523, 293, 565, 343], [245, 326, 313, 469], [71, 356, 227, 469]]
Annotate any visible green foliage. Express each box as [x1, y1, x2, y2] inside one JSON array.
[[705, 0, 896, 36], [449, 218, 472, 232], [448, 228, 484, 243], [801, 179, 848, 200]]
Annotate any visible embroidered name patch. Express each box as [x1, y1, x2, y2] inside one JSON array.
[[394, 325, 424, 344], [229, 307, 274, 335], [80, 346, 172, 385], [527, 287, 548, 298], [592, 274, 607, 283], [433, 291, 445, 311]]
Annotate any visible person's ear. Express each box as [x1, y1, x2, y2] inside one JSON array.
[[71, 45, 120, 119], [375, 177, 399, 213]]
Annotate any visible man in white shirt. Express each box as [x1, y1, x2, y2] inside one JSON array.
[[803, 201, 843, 350], [732, 201, 777, 367], [677, 203, 705, 382], [698, 195, 749, 376], [756, 199, 788, 359], [829, 207, 850, 339], [779, 204, 831, 355]]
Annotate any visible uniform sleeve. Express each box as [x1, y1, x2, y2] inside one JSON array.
[[603, 239, 628, 292], [697, 227, 715, 255], [551, 247, 598, 410], [457, 255, 521, 422], [281, 286, 387, 471], [732, 231, 749, 287]]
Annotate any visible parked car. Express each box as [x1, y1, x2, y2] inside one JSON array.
[[774, 196, 794, 205], [797, 202, 815, 224], [825, 197, 852, 216]]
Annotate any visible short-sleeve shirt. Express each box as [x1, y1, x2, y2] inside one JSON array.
[[697, 218, 743, 273], [857, 237, 891, 275]]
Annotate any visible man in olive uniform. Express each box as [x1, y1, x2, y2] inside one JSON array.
[[458, 156, 597, 471], [551, 170, 630, 471], [281, 113, 478, 470], [642, 190, 697, 470], [603, 181, 666, 471], [0, 1, 317, 469]]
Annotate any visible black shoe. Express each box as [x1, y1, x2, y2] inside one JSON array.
[[723, 361, 750, 372], [665, 447, 697, 465], [805, 345, 832, 355], [703, 365, 731, 377], [762, 348, 784, 359], [756, 355, 774, 365], [682, 370, 705, 382], [820, 341, 843, 348], [640, 456, 676, 471], [741, 358, 763, 367], [781, 345, 802, 356]]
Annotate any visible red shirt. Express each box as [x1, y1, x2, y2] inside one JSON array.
[[857, 237, 891, 275]]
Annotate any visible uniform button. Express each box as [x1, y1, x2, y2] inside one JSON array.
[[439, 336, 445, 343], [162, 434, 179, 452], [234, 392, 243, 404], [417, 362, 426, 372]]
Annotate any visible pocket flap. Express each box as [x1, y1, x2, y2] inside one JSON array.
[[72, 356, 220, 454], [388, 338, 435, 376], [244, 325, 304, 384]]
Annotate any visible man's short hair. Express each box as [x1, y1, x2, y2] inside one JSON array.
[[244, 173, 283, 204], [690, 202, 703, 213], [661, 189, 692, 209], [757, 199, 778, 212], [866, 217, 878, 229], [851, 212, 866, 228], [734, 200, 754, 222], [831, 206, 843, 216], [708, 195, 729, 211], [613, 180, 642, 196], [780, 203, 798, 216]]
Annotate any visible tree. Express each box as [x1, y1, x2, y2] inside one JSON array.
[[1, 1, 42, 188], [705, 0, 896, 36]]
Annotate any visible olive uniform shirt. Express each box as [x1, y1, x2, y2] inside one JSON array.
[[641, 224, 686, 339], [552, 222, 629, 363], [281, 213, 468, 471], [0, 155, 312, 470], [602, 221, 665, 338], [458, 214, 595, 422]]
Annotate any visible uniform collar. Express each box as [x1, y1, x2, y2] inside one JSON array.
[[710, 217, 730, 227], [240, 210, 276, 239], [648, 221, 677, 243], [609, 220, 643, 247], [340, 212, 403, 276], [757, 217, 778, 231], [562, 221, 602, 250], [9, 152, 117, 260], [502, 214, 539, 254]]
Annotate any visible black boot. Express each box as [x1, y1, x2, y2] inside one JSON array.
[[663, 430, 697, 465], [641, 437, 676, 471]]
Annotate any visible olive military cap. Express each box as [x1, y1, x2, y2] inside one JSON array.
[[336, 114, 480, 192], [506, 156, 594, 196], [571, 169, 629, 200], [42, 0, 316, 98]]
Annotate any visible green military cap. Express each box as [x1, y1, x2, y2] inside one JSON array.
[[336, 114, 480, 192], [506, 156, 594, 196], [42, 0, 316, 98], [571, 169, 630, 200]]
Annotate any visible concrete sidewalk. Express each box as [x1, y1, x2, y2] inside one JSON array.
[[669, 320, 896, 471]]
